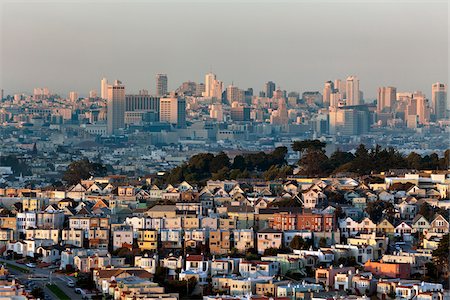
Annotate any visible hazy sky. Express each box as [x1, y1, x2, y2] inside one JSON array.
[[0, 0, 448, 99]]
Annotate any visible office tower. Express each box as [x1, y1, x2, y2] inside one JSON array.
[[346, 76, 360, 106], [271, 98, 289, 125], [432, 82, 447, 120], [203, 72, 223, 99], [125, 95, 160, 113], [101, 78, 108, 99], [230, 102, 251, 121], [0, 89, 3, 100], [330, 92, 342, 108], [89, 90, 97, 98], [159, 93, 186, 128], [302, 91, 323, 106], [211, 79, 223, 100], [203, 72, 215, 97], [334, 79, 345, 98], [33, 88, 50, 100], [156, 74, 168, 96], [264, 81, 276, 99], [69, 91, 78, 102], [226, 85, 240, 103], [329, 107, 370, 135], [195, 83, 205, 96], [414, 92, 430, 125], [210, 103, 224, 121], [107, 80, 126, 135], [323, 81, 334, 107], [377, 86, 397, 113]]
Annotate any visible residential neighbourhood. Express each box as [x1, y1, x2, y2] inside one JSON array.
[[0, 170, 449, 299]]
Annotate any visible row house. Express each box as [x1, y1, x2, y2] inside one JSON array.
[[239, 260, 279, 278], [37, 206, 65, 229], [272, 211, 336, 232], [339, 217, 377, 238], [88, 227, 109, 250], [257, 228, 283, 254], [160, 254, 183, 277], [315, 266, 356, 288], [69, 216, 109, 233], [364, 260, 411, 279], [134, 253, 158, 273], [0, 216, 17, 238], [136, 229, 158, 251], [25, 228, 59, 244], [209, 229, 231, 255], [74, 253, 112, 272], [184, 228, 209, 248], [61, 228, 84, 247], [211, 257, 240, 276], [233, 229, 254, 253], [0, 228, 14, 245], [160, 229, 183, 249], [111, 225, 133, 250]]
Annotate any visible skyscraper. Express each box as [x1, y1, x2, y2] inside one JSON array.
[[159, 93, 186, 128], [203, 72, 223, 99], [264, 81, 276, 99], [226, 85, 240, 103], [323, 81, 334, 107], [101, 77, 108, 99], [156, 74, 168, 97], [432, 82, 447, 120], [107, 80, 126, 135], [346, 76, 360, 106], [69, 91, 78, 102], [377, 86, 397, 113]]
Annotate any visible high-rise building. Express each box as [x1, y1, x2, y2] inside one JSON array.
[[210, 103, 224, 121], [432, 82, 447, 120], [69, 91, 78, 102], [101, 77, 108, 99], [203, 72, 223, 99], [323, 81, 334, 107], [230, 102, 251, 122], [125, 95, 160, 113], [346, 76, 360, 106], [264, 81, 276, 99], [414, 91, 430, 125], [334, 79, 346, 98], [107, 80, 126, 135], [377, 86, 397, 113], [0, 89, 3, 100], [156, 74, 168, 97], [226, 85, 240, 103], [89, 90, 97, 98], [159, 93, 186, 128]]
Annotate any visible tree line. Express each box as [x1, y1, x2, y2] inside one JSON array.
[[294, 140, 449, 177], [58, 140, 448, 186]]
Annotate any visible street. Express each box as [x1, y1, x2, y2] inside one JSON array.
[[0, 258, 83, 299]]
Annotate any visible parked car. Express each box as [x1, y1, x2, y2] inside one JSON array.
[[25, 263, 36, 268], [67, 280, 75, 287], [74, 288, 83, 294]]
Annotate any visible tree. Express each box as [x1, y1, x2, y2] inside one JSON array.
[[63, 159, 107, 185], [297, 148, 330, 177], [406, 152, 422, 170], [432, 233, 449, 284], [31, 287, 44, 299], [209, 152, 230, 173], [292, 140, 326, 154], [290, 236, 312, 250], [365, 200, 393, 224], [263, 247, 278, 256], [318, 237, 327, 248], [418, 203, 435, 221]]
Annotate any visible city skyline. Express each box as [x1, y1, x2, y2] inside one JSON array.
[[1, 1, 448, 98]]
